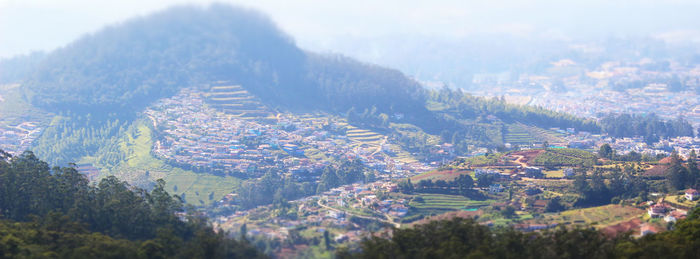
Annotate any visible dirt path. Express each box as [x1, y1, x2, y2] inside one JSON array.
[[512, 155, 529, 167]]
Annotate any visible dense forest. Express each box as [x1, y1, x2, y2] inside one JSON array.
[[600, 113, 696, 143], [0, 150, 264, 258], [339, 209, 700, 259]]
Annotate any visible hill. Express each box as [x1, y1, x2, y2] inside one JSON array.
[[4, 4, 605, 208], [18, 4, 590, 136], [21, 4, 426, 118]]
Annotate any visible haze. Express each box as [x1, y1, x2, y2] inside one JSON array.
[[3, 0, 700, 85]]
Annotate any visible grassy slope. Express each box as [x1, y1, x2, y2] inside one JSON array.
[[86, 120, 240, 206]]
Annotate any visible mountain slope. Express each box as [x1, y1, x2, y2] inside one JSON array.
[[23, 4, 426, 118]]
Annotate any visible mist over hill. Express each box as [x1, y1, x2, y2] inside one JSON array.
[[22, 4, 427, 118]]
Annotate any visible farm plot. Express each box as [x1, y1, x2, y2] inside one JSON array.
[[504, 123, 565, 145], [409, 194, 494, 217], [504, 124, 538, 144], [532, 148, 596, 167], [205, 84, 274, 119], [411, 169, 472, 182], [531, 204, 645, 228]]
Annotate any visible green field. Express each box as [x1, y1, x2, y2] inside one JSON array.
[[532, 148, 596, 167], [665, 195, 699, 209], [455, 153, 506, 167]]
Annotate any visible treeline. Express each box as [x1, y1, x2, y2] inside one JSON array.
[[0, 150, 264, 258], [431, 86, 600, 133], [339, 209, 700, 259], [600, 113, 696, 143], [31, 114, 127, 166]]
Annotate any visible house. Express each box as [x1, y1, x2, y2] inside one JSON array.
[[685, 189, 699, 201], [563, 168, 575, 178], [647, 204, 667, 217], [664, 214, 677, 223], [489, 184, 504, 194]]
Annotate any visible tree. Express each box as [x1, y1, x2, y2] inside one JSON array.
[[240, 223, 247, 241], [667, 152, 690, 190], [476, 173, 496, 187], [545, 197, 565, 212], [317, 167, 340, 193], [687, 150, 699, 188], [501, 206, 517, 218], [323, 230, 332, 250], [598, 144, 613, 159], [398, 179, 414, 194]]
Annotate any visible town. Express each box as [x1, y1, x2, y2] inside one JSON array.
[[144, 88, 433, 180], [470, 57, 700, 129]]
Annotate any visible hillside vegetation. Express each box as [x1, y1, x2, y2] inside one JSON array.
[[340, 209, 700, 259], [21, 4, 426, 119], [0, 151, 264, 258]]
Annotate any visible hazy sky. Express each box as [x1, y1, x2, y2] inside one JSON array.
[[2, 0, 700, 59]]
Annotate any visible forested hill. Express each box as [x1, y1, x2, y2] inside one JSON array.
[[21, 4, 426, 117]]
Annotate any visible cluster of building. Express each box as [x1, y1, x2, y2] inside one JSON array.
[[559, 129, 700, 159], [0, 122, 42, 156], [321, 181, 409, 219], [646, 189, 698, 223], [213, 179, 410, 256], [145, 88, 431, 178], [471, 58, 700, 129]]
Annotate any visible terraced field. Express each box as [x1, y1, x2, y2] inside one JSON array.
[[204, 84, 274, 119], [504, 123, 565, 145], [504, 124, 538, 144], [345, 127, 384, 143], [409, 194, 494, 216], [338, 122, 419, 163]]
